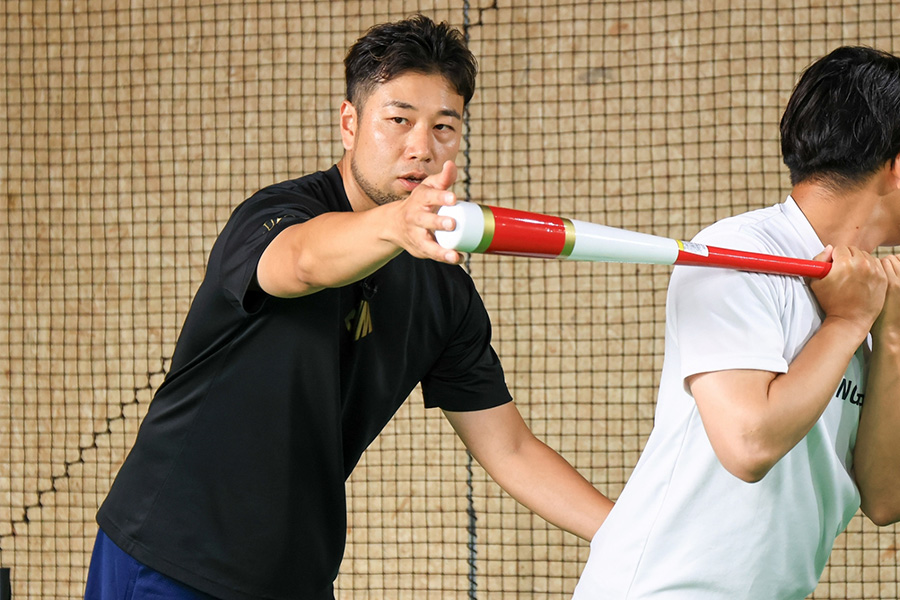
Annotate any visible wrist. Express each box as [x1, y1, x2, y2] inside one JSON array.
[[820, 314, 872, 345], [373, 200, 402, 247], [872, 324, 900, 351]]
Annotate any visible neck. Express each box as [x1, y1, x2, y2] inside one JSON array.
[[791, 177, 900, 251], [336, 154, 375, 212]]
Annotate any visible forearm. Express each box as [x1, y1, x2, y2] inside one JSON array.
[[258, 205, 404, 297], [444, 404, 612, 541], [763, 316, 870, 451], [479, 435, 613, 541], [854, 332, 900, 525]]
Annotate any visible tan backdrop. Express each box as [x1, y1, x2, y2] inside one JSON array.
[[2, 0, 898, 598]]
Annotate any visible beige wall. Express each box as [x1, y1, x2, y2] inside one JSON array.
[[2, 1, 898, 597]]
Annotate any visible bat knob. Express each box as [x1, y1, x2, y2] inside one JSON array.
[[435, 201, 485, 252]]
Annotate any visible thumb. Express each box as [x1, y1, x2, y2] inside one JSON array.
[[422, 160, 458, 191], [814, 244, 835, 263]]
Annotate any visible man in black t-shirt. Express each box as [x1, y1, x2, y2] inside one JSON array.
[[85, 15, 613, 600]]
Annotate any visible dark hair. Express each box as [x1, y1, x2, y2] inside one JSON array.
[[780, 46, 900, 188], [344, 14, 477, 109]]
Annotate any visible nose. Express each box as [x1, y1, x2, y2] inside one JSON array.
[[405, 123, 433, 162]]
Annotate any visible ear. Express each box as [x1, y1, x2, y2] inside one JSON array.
[[339, 100, 357, 151]]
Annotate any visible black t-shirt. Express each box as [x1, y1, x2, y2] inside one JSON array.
[[97, 166, 512, 600]]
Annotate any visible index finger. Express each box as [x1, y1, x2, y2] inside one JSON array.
[[881, 255, 900, 277], [418, 160, 458, 192]]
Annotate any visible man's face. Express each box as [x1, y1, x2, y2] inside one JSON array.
[[340, 71, 464, 208]]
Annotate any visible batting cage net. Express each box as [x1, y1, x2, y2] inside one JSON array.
[[2, 1, 899, 598]]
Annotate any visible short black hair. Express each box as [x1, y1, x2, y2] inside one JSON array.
[[780, 46, 900, 188], [344, 14, 477, 110]]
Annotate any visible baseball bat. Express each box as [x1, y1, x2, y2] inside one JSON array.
[[435, 201, 832, 279]]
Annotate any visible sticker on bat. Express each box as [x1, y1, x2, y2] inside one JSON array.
[[678, 241, 710, 257]]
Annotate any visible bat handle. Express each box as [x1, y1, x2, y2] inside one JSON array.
[[676, 245, 833, 279]]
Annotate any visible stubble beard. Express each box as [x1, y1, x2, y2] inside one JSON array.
[[351, 156, 405, 206]]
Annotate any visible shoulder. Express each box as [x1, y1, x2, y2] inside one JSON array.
[[692, 201, 812, 259], [694, 206, 779, 248], [669, 203, 804, 321], [233, 165, 348, 222]]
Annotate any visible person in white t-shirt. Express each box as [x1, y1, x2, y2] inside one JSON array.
[[573, 46, 900, 600]]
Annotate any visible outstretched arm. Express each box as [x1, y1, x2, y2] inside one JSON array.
[[443, 402, 613, 541], [854, 254, 900, 526], [256, 160, 463, 298]]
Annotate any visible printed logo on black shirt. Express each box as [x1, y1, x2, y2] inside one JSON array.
[[262, 216, 285, 231], [345, 299, 373, 340], [344, 276, 378, 341]]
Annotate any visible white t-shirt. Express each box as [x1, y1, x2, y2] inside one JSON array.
[[573, 197, 867, 600]]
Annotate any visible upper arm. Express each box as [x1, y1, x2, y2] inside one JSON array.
[[256, 209, 375, 299], [667, 238, 791, 482], [256, 222, 317, 298], [670, 267, 789, 378], [213, 200, 308, 313], [688, 369, 779, 482]]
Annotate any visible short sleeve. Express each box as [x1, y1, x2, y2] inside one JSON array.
[[211, 184, 335, 315], [421, 279, 513, 412], [669, 232, 790, 382]]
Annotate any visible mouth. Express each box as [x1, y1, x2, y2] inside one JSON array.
[[398, 172, 427, 191]]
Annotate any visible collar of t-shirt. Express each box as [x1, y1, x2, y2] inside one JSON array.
[[784, 194, 825, 259]]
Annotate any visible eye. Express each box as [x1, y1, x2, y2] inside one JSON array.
[[390, 116, 408, 125], [435, 123, 456, 132]]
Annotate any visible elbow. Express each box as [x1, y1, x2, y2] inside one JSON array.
[[714, 439, 779, 484], [860, 498, 900, 527], [722, 460, 773, 484], [856, 465, 900, 526]]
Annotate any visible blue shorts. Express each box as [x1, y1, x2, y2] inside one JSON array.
[[84, 529, 218, 600]]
